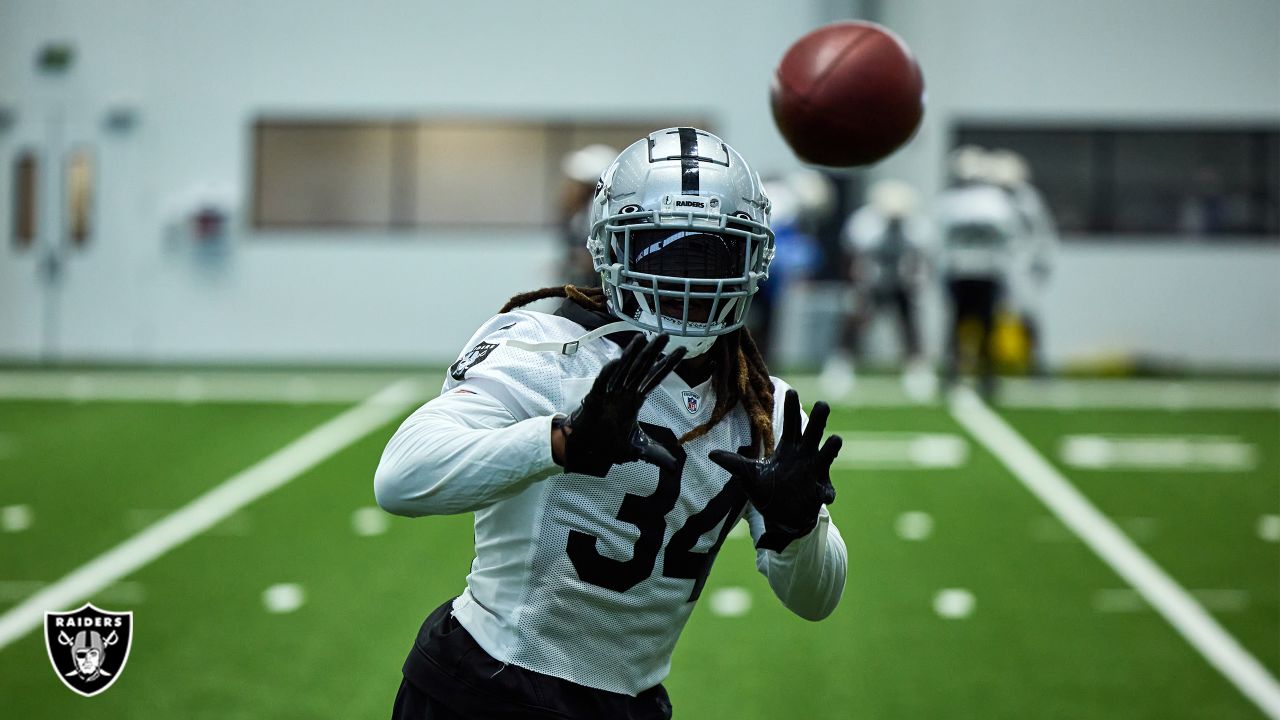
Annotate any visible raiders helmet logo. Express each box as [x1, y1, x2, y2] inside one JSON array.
[[44, 603, 133, 697], [681, 390, 700, 414], [449, 341, 499, 381]]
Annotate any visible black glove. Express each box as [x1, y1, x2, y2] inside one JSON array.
[[708, 389, 841, 552], [561, 333, 687, 477]]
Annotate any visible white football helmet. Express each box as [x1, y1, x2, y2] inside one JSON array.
[[587, 128, 774, 357]]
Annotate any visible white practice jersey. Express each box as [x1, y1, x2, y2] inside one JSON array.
[[375, 307, 847, 695], [936, 183, 1023, 280], [841, 205, 932, 291]]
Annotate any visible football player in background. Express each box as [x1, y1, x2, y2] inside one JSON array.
[[987, 149, 1058, 377], [752, 170, 828, 363], [936, 146, 1023, 399], [375, 128, 847, 719], [823, 178, 934, 402]]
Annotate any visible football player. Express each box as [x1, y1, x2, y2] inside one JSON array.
[[375, 128, 847, 719], [987, 149, 1058, 377], [936, 146, 1023, 399], [825, 178, 934, 402]]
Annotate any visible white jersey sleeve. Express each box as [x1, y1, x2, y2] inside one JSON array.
[[373, 389, 560, 517], [373, 311, 574, 517], [742, 377, 848, 621]]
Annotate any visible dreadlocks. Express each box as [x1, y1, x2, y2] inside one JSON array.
[[499, 285, 776, 457]]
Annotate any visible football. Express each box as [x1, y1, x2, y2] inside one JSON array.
[[770, 21, 925, 167]]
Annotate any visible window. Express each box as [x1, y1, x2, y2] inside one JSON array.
[[252, 118, 707, 231], [66, 148, 93, 247], [254, 122, 397, 228], [12, 150, 37, 249], [953, 124, 1279, 239]]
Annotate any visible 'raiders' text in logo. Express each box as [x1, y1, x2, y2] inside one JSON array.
[[44, 603, 133, 697]]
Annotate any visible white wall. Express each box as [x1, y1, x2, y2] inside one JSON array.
[[0, 0, 827, 364], [1046, 241, 1280, 369], [870, 0, 1280, 369]]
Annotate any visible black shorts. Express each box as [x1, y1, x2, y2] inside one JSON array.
[[394, 598, 673, 720]]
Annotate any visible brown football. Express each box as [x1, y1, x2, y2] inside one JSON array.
[[771, 21, 925, 167]]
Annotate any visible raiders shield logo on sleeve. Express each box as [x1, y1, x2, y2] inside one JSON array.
[[449, 341, 499, 381], [44, 603, 133, 697]]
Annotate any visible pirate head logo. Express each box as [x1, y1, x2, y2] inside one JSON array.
[[449, 341, 499, 381], [44, 603, 132, 697], [681, 390, 700, 414]]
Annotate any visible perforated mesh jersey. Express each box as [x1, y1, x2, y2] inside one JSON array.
[[441, 308, 795, 695]]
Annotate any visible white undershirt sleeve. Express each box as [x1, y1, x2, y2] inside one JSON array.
[[746, 503, 847, 621], [374, 387, 561, 517]]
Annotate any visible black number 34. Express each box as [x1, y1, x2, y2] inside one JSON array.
[[566, 423, 751, 601]]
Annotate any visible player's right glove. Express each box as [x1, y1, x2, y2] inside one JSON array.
[[560, 333, 687, 477]]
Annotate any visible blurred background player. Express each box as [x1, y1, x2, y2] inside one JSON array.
[[753, 170, 829, 363], [987, 148, 1059, 377], [936, 146, 1021, 400], [822, 178, 934, 401], [558, 144, 619, 287]]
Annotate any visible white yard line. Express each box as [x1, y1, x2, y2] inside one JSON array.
[[0, 379, 423, 652], [1060, 434, 1257, 472], [829, 432, 969, 469], [949, 387, 1280, 719]]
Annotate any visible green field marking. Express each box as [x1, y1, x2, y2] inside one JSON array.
[[0, 400, 354, 608], [0, 382, 425, 654], [668, 403, 1268, 719], [1003, 406, 1280, 678]]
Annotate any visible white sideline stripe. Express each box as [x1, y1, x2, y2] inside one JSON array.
[[0, 371, 413, 404], [0, 379, 423, 653], [949, 387, 1280, 720], [784, 376, 1280, 410]]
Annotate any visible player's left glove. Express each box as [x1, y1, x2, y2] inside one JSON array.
[[708, 389, 841, 552]]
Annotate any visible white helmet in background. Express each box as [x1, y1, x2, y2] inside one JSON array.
[[762, 178, 800, 226], [948, 144, 990, 183], [986, 149, 1031, 188], [587, 128, 774, 358], [785, 168, 835, 220], [562, 144, 619, 184], [868, 178, 919, 218]]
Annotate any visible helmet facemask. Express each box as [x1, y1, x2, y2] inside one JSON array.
[[587, 129, 775, 358]]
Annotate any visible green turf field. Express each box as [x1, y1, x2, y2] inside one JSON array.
[[0, 372, 1276, 719]]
